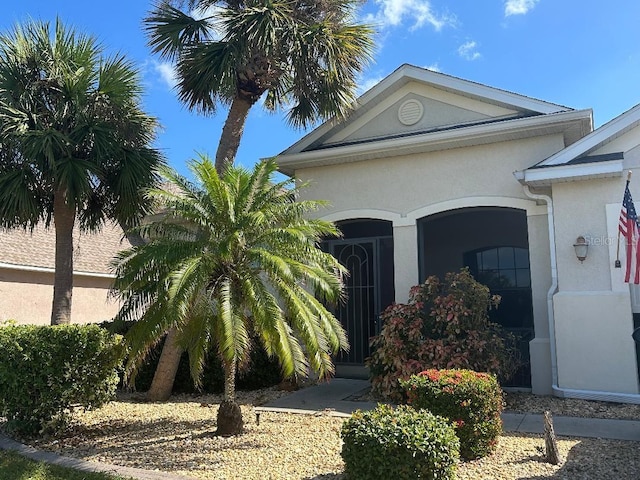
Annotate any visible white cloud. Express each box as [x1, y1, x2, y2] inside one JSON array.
[[190, 5, 224, 40], [357, 75, 384, 95], [365, 0, 456, 31], [504, 0, 539, 16], [154, 61, 178, 90], [458, 41, 481, 61], [425, 63, 441, 72]]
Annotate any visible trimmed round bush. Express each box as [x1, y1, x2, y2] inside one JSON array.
[[0, 324, 125, 436], [341, 404, 459, 480], [401, 369, 504, 460]]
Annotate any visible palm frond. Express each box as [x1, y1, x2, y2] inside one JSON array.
[[111, 157, 348, 395], [145, 2, 214, 60]]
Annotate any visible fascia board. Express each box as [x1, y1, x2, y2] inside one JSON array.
[[280, 67, 410, 155], [539, 104, 640, 167], [277, 109, 592, 174], [402, 66, 568, 114], [0, 261, 116, 279], [280, 64, 570, 155], [522, 160, 624, 186]]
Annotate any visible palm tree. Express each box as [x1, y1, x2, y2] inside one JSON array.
[[0, 19, 164, 325], [112, 156, 347, 435], [145, 0, 374, 172], [142, 0, 373, 400]]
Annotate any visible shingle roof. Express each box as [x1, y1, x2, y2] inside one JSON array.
[[529, 152, 625, 169], [0, 222, 133, 275]]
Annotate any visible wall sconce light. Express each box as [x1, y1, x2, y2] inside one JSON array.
[[573, 235, 589, 262]]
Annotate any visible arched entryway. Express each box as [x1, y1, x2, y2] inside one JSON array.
[[418, 207, 534, 388], [323, 219, 395, 377]]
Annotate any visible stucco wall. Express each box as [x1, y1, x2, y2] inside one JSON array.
[[0, 268, 118, 325], [298, 135, 566, 215], [527, 211, 553, 394], [295, 134, 562, 393], [551, 178, 638, 394]]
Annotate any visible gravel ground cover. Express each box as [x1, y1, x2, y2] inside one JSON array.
[[5, 388, 640, 480]]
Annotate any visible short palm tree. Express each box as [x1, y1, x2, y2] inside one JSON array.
[[112, 157, 348, 435], [143, 0, 373, 400], [145, 0, 374, 172], [0, 19, 164, 325]]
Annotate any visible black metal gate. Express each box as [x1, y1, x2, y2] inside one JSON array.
[[325, 236, 393, 365]]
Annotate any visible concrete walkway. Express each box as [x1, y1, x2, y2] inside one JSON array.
[[258, 378, 640, 441]]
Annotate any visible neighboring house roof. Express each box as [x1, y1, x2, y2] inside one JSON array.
[[0, 222, 132, 277], [276, 64, 592, 176], [516, 103, 640, 186]]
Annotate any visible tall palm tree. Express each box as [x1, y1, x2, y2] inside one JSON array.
[[145, 0, 374, 172], [0, 19, 164, 325], [112, 156, 347, 435], [143, 0, 373, 400]]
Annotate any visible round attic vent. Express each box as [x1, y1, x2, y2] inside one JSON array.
[[398, 99, 424, 126]]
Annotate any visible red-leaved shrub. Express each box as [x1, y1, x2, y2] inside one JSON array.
[[367, 269, 519, 401], [401, 369, 503, 460]]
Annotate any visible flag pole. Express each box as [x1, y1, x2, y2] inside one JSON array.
[[616, 170, 633, 268]]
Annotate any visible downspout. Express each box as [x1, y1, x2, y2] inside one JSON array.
[[522, 186, 561, 394], [524, 185, 640, 404]]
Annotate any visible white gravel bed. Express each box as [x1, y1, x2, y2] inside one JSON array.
[[7, 388, 640, 479]]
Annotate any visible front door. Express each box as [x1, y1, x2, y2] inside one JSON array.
[[324, 234, 394, 370]]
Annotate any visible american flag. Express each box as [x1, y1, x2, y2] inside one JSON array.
[[619, 180, 640, 284]]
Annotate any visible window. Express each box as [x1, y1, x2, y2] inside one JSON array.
[[465, 246, 530, 290]]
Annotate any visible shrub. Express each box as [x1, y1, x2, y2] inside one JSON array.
[[0, 324, 125, 436], [341, 404, 459, 480], [100, 320, 283, 393], [401, 369, 504, 460], [368, 268, 519, 401]]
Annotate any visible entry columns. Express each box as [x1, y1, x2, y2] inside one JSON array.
[[392, 220, 419, 303]]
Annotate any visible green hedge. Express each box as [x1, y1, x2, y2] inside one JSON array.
[[401, 369, 503, 460], [100, 320, 283, 393], [0, 324, 125, 436], [341, 404, 459, 480]]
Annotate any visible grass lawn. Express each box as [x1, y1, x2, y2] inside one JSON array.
[[0, 450, 132, 480]]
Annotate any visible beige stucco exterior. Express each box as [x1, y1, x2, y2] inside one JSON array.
[[0, 268, 119, 325], [293, 134, 561, 394], [0, 221, 130, 325], [277, 65, 640, 400]]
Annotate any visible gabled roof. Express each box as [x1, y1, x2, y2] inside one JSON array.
[[517, 103, 640, 186], [0, 222, 131, 277], [535, 103, 640, 167], [277, 64, 592, 175], [282, 64, 572, 155]]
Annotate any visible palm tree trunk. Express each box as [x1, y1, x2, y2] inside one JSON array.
[[146, 96, 254, 400], [51, 190, 75, 325], [146, 96, 255, 401], [146, 327, 183, 401], [216, 359, 243, 436], [215, 95, 254, 173]]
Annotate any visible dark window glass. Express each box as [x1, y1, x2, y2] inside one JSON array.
[[499, 247, 515, 269], [516, 269, 531, 288], [482, 248, 499, 270], [515, 248, 530, 268]]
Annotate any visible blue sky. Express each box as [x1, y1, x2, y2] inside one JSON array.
[[4, 1, 640, 176]]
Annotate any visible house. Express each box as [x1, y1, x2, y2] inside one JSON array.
[[0, 222, 131, 325], [276, 64, 640, 402]]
